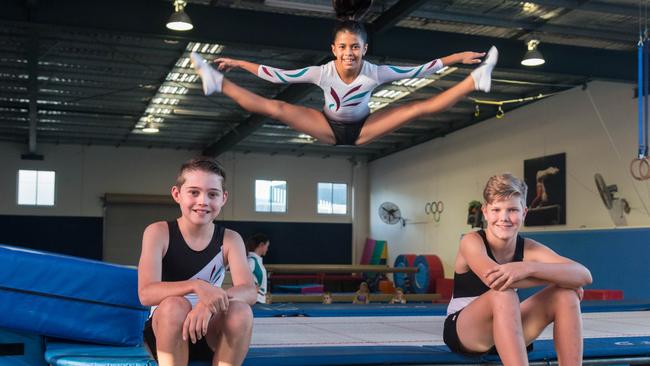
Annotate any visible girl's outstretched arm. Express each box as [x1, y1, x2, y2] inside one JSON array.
[[376, 51, 484, 84], [214, 57, 261, 74], [214, 57, 322, 85]]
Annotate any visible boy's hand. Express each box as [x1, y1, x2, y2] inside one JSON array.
[[182, 302, 213, 344], [484, 262, 530, 291], [194, 280, 229, 313], [575, 287, 584, 301]]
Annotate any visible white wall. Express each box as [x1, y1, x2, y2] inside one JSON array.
[[0, 143, 363, 223], [369, 81, 650, 276], [218, 152, 358, 224], [0, 143, 370, 257], [0, 144, 194, 217]]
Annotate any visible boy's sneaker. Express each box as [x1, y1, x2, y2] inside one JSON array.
[[471, 46, 498, 92], [190, 52, 223, 95]]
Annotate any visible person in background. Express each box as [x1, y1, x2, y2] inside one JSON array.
[[389, 287, 407, 304], [353, 282, 370, 304], [247, 233, 270, 304]]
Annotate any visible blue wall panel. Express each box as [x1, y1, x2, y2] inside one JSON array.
[[522, 228, 650, 300], [222, 220, 352, 264]]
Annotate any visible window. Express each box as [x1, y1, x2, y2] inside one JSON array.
[[317, 182, 347, 214], [255, 179, 287, 212], [17, 170, 56, 206]]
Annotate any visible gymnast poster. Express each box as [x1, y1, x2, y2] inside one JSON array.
[[523, 153, 566, 226]]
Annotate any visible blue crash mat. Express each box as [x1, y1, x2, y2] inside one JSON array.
[[45, 342, 207, 366], [252, 300, 650, 318], [44, 303, 650, 366], [44, 336, 650, 366], [0, 327, 46, 366], [0, 244, 148, 346]]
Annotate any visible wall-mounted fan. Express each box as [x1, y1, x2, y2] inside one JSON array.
[[378, 201, 404, 226], [594, 173, 630, 226]]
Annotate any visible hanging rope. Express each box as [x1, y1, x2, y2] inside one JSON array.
[[631, 1, 650, 180], [586, 89, 650, 217]]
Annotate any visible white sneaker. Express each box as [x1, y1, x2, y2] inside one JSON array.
[[190, 52, 223, 95], [471, 46, 498, 92]]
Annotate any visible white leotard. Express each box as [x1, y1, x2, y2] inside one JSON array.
[[257, 59, 444, 123]]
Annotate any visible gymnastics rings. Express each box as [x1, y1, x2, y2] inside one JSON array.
[[424, 201, 444, 222], [630, 157, 650, 180]]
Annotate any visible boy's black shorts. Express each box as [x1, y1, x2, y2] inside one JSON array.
[[443, 309, 534, 356], [143, 317, 214, 361]]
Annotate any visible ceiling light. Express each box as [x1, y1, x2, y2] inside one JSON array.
[[142, 115, 160, 133], [521, 39, 545, 67], [522, 2, 539, 13], [166, 0, 193, 32]]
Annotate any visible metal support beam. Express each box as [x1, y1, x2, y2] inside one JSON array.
[[529, 0, 637, 17], [1, 0, 635, 81], [409, 9, 633, 44], [370, 0, 428, 34], [23, 27, 43, 159]]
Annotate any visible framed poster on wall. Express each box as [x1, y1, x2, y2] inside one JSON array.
[[524, 153, 566, 226]]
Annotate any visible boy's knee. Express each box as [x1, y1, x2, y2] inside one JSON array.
[[552, 287, 581, 307], [225, 302, 253, 334], [488, 288, 519, 306], [156, 297, 191, 327]]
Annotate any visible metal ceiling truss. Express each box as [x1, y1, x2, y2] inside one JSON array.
[[0, 0, 635, 160]]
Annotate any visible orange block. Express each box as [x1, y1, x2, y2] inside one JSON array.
[[379, 279, 396, 294], [583, 289, 623, 301], [435, 278, 454, 301]]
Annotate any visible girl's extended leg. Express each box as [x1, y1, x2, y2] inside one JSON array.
[[357, 46, 497, 145], [191, 53, 336, 144], [356, 75, 475, 145], [220, 79, 336, 144]]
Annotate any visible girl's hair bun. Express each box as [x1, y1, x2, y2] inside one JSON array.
[[332, 0, 372, 20]]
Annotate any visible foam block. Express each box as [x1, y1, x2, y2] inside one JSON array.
[[0, 245, 148, 346]]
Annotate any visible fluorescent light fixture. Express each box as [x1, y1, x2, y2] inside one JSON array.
[[167, 0, 193, 32], [189, 42, 224, 55], [141, 115, 160, 133], [521, 39, 545, 66]]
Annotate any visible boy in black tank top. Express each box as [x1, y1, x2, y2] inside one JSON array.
[[444, 174, 592, 366], [138, 157, 256, 365]]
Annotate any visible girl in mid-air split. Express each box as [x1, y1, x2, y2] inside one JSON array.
[[191, 0, 498, 146]]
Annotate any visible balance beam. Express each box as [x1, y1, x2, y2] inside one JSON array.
[[266, 264, 418, 274], [270, 293, 439, 303]]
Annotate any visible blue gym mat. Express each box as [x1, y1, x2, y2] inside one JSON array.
[[0, 244, 148, 346], [41, 303, 650, 366], [4, 244, 650, 365]]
